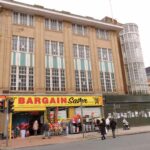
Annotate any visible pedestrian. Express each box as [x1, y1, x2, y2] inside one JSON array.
[[99, 118, 106, 140], [42, 122, 50, 139], [110, 118, 117, 138], [33, 120, 39, 136], [122, 118, 129, 130], [106, 117, 110, 132]]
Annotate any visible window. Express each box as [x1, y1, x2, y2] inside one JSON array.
[[98, 48, 116, 92], [12, 36, 18, 51], [18, 66, 26, 91], [10, 66, 34, 91], [19, 37, 27, 52], [20, 13, 27, 25], [46, 68, 65, 91], [52, 68, 59, 91], [11, 35, 34, 91], [73, 44, 90, 59], [73, 44, 92, 92], [12, 35, 34, 53], [13, 12, 18, 24], [45, 40, 65, 91], [11, 66, 17, 91], [72, 24, 87, 36], [96, 29, 110, 40], [75, 70, 93, 92], [13, 12, 34, 26], [29, 38, 34, 53], [51, 41, 58, 55], [79, 45, 84, 58], [45, 18, 63, 31], [45, 40, 64, 56], [29, 67, 34, 91]]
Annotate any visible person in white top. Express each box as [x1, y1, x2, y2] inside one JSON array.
[[122, 118, 129, 130], [33, 120, 39, 135], [105, 117, 110, 131]]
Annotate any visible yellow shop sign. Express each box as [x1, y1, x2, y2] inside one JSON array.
[[12, 96, 103, 111]]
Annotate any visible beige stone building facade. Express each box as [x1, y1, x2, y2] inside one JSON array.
[[0, 0, 127, 136], [0, 0, 125, 95]]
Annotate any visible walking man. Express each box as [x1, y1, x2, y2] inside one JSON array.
[[110, 118, 117, 138], [99, 118, 106, 140], [42, 122, 50, 139]]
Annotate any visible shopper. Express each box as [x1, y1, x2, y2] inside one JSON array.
[[122, 118, 130, 130], [42, 122, 50, 139], [33, 120, 39, 136], [110, 118, 117, 138], [99, 118, 106, 140], [106, 117, 110, 132]]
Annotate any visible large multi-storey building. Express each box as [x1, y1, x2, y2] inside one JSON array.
[[119, 23, 149, 95], [0, 0, 125, 135]]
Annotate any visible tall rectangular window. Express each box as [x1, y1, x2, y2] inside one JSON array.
[[45, 40, 65, 91], [20, 37, 27, 52], [73, 44, 93, 92], [98, 47, 116, 92], [10, 35, 34, 91], [12, 36, 18, 51]]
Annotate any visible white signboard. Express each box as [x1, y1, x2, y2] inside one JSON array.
[[75, 107, 101, 118]]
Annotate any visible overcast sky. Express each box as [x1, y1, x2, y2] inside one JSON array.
[[16, 0, 150, 67]]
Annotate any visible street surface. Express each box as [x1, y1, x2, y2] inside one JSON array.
[[17, 132, 150, 150]]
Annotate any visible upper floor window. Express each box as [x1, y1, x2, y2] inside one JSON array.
[[45, 18, 63, 31], [72, 24, 87, 36], [45, 40, 64, 56], [12, 35, 34, 53], [13, 12, 34, 26], [73, 44, 90, 59], [98, 48, 112, 62], [96, 29, 110, 40]]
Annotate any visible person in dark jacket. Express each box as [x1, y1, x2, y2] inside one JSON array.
[[99, 118, 106, 140], [110, 118, 117, 138], [42, 122, 50, 139]]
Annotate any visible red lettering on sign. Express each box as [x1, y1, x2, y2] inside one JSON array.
[[26, 97, 33, 104], [34, 97, 41, 104], [18, 97, 25, 104], [42, 97, 48, 104], [57, 97, 60, 103], [61, 98, 67, 103], [50, 97, 56, 103], [17, 97, 67, 105]]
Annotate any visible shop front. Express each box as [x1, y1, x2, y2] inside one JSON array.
[[2, 95, 103, 137]]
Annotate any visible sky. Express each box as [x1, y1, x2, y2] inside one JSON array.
[[15, 0, 150, 67]]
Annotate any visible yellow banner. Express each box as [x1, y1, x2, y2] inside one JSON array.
[[12, 96, 103, 111]]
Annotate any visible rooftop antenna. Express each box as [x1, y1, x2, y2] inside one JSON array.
[[109, 0, 114, 23]]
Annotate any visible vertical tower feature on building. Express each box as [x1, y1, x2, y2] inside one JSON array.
[[119, 23, 149, 94]]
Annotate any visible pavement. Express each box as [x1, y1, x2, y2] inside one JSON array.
[[0, 125, 150, 149]]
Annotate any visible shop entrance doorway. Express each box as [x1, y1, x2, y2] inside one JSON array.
[[12, 111, 44, 136]]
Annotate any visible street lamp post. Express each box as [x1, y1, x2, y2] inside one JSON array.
[[80, 98, 85, 138]]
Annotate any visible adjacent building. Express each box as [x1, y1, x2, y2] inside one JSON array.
[[119, 23, 149, 95]]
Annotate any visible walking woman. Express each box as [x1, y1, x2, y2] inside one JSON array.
[[33, 120, 39, 136], [110, 118, 117, 138]]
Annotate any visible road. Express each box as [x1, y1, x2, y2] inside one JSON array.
[[16, 133, 150, 150]]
